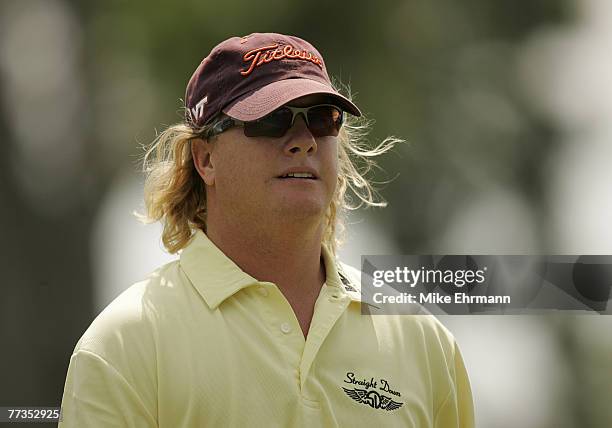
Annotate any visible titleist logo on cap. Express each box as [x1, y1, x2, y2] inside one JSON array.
[[240, 43, 323, 76]]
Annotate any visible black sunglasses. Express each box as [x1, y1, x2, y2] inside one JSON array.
[[205, 104, 344, 139]]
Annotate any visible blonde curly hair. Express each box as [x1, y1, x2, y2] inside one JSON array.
[[134, 85, 401, 255]]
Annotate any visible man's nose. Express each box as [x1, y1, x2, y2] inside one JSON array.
[[284, 115, 317, 155]]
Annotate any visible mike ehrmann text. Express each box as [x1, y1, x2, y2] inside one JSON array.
[[372, 292, 511, 305]]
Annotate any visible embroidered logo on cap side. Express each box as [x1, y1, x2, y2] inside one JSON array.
[[240, 43, 323, 76], [189, 96, 208, 123]]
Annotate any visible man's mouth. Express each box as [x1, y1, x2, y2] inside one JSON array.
[[278, 172, 316, 179]]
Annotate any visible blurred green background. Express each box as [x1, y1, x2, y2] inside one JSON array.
[[1, 0, 612, 427]]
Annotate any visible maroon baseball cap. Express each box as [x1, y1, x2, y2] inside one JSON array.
[[185, 33, 361, 128]]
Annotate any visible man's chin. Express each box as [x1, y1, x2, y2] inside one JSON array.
[[271, 200, 328, 222]]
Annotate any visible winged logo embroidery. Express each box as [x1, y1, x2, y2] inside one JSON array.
[[342, 387, 404, 411]]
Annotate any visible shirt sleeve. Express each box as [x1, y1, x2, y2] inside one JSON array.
[[59, 349, 157, 428], [434, 342, 475, 428]]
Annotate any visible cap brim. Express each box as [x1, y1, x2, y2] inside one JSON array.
[[222, 78, 361, 121]]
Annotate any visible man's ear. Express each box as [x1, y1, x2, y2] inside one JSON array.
[[191, 138, 216, 186]]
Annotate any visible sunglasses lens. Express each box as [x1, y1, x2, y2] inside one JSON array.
[[242, 105, 344, 138], [306, 106, 343, 137], [244, 108, 292, 138]]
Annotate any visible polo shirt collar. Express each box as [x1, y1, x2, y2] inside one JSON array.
[[179, 229, 363, 310]]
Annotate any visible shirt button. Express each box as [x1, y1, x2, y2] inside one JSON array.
[[257, 287, 269, 297], [280, 322, 292, 334]]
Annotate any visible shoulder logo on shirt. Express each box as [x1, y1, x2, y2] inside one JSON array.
[[341, 372, 404, 411], [338, 270, 357, 292]]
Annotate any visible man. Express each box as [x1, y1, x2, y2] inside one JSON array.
[[60, 33, 474, 427]]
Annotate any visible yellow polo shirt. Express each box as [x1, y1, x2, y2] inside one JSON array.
[[60, 229, 474, 427]]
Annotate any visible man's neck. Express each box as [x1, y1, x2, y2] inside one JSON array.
[[204, 217, 327, 296]]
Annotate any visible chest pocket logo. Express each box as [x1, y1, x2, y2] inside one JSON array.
[[341, 372, 404, 411], [342, 387, 403, 411]]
